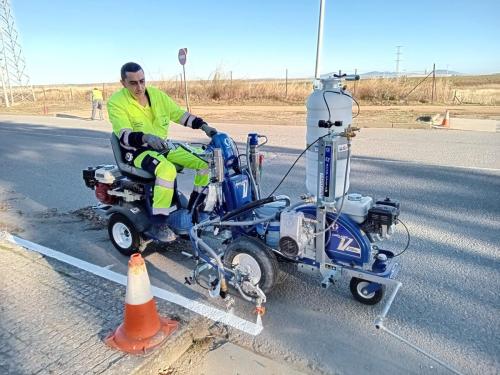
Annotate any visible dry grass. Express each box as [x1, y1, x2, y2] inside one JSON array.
[[0, 73, 498, 118]]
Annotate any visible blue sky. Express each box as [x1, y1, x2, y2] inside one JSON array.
[[12, 0, 500, 85]]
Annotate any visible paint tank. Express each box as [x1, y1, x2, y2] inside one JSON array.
[[305, 77, 353, 197]]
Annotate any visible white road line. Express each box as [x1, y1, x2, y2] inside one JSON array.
[[1, 232, 263, 336]]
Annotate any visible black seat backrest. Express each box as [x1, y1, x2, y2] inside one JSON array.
[[110, 134, 155, 180]]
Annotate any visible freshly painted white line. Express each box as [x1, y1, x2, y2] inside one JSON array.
[[1, 231, 263, 336]]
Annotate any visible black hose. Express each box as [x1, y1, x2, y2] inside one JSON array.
[[392, 218, 411, 257], [221, 196, 276, 221]]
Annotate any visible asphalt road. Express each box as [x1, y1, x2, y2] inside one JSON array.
[[1, 115, 499, 375]]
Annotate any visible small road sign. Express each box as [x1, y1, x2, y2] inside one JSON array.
[[178, 48, 187, 65]]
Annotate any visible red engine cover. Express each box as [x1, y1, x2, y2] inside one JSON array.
[[95, 183, 117, 204]]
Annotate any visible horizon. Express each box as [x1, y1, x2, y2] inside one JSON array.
[[11, 0, 500, 85], [27, 71, 500, 88]]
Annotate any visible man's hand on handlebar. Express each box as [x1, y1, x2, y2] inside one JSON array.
[[192, 116, 217, 138], [142, 134, 169, 152], [201, 123, 218, 138]]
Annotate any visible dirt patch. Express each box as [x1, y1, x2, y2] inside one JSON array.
[[0, 192, 24, 233], [72, 206, 108, 229]]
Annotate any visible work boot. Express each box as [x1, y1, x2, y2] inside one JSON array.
[[150, 223, 176, 242]]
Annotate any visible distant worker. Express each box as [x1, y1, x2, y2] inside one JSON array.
[[91, 87, 103, 120], [107, 62, 217, 241]]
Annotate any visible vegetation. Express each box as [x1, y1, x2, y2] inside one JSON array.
[[0, 73, 498, 117]]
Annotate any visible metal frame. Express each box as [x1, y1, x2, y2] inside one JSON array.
[[0, 0, 35, 107]]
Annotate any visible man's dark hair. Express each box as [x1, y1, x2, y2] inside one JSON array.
[[120, 62, 143, 80]]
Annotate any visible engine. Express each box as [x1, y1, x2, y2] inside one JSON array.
[[83, 165, 144, 205], [83, 165, 120, 204], [362, 198, 400, 241]]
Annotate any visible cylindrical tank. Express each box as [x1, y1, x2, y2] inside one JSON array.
[[306, 77, 353, 198]]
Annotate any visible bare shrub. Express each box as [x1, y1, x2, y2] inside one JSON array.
[[9, 72, 499, 111]]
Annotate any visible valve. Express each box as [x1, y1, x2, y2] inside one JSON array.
[[220, 278, 228, 299], [340, 126, 360, 140], [254, 306, 266, 316], [318, 120, 343, 128]]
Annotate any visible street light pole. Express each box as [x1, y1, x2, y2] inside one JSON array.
[[314, 0, 325, 81]]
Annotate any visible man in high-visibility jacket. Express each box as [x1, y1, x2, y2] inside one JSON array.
[[107, 62, 217, 242], [91, 87, 103, 120]]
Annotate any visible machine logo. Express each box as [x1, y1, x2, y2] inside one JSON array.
[[335, 235, 361, 254], [324, 145, 332, 197], [337, 237, 353, 251], [235, 179, 248, 198]]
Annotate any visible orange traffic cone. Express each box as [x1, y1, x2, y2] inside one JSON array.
[[441, 110, 450, 127], [105, 253, 178, 354]]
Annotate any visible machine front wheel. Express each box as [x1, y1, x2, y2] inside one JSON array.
[[223, 238, 279, 295], [108, 213, 142, 256], [349, 277, 384, 305]]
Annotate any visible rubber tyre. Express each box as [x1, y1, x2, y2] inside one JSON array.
[[223, 238, 279, 295], [108, 213, 142, 256], [349, 277, 385, 305]]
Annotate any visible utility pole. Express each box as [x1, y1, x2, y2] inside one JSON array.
[[395, 45, 403, 77], [353, 68, 358, 96], [431, 63, 436, 103], [314, 0, 325, 82], [0, 0, 35, 107], [285, 68, 288, 98]]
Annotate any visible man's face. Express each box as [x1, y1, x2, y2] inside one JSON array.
[[121, 70, 146, 99]]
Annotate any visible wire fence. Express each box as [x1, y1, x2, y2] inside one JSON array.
[[2, 69, 497, 110]]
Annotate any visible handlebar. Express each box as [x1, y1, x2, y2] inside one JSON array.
[[344, 74, 360, 81]]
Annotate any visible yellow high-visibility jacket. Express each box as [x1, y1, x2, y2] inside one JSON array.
[[92, 89, 103, 101], [108, 87, 185, 140]]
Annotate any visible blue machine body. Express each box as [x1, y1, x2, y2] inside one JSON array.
[[200, 133, 375, 270], [296, 205, 372, 266], [207, 132, 254, 211], [222, 174, 253, 211], [209, 133, 240, 175]]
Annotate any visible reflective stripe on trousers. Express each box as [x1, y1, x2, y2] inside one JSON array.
[[134, 150, 177, 213], [133, 147, 209, 214]]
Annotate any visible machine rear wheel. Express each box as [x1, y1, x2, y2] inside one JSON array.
[[108, 213, 142, 256], [223, 238, 279, 295], [349, 277, 384, 305]]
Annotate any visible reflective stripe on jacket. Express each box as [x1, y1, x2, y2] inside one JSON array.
[[107, 87, 185, 144]]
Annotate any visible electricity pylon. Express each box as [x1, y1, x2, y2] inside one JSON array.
[[0, 0, 35, 107]]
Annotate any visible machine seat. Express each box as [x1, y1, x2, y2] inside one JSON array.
[[111, 134, 185, 181], [110, 134, 156, 181]]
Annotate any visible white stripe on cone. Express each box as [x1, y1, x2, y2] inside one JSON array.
[[125, 261, 154, 305]]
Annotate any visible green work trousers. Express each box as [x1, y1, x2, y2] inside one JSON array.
[[133, 146, 209, 216]]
